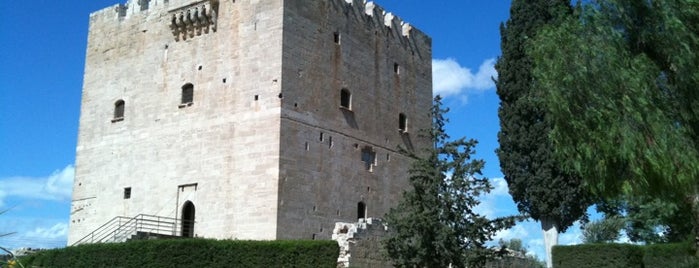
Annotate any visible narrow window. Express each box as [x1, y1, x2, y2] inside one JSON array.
[[319, 132, 325, 142], [123, 187, 132, 199], [357, 202, 366, 220], [361, 146, 377, 171], [113, 100, 125, 122], [333, 32, 341, 44], [399, 113, 408, 133], [394, 63, 400, 74], [340, 89, 351, 109], [180, 83, 194, 107]]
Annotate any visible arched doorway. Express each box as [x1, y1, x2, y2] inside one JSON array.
[[181, 201, 195, 237]]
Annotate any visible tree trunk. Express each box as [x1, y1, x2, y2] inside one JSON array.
[[541, 217, 559, 268], [691, 190, 699, 257]]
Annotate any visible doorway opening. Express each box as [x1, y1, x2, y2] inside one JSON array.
[[357, 201, 366, 220], [181, 201, 195, 237]]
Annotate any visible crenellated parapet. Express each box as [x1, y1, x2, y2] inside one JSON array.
[[347, 0, 423, 39], [168, 0, 219, 41], [333, 0, 431, 52]]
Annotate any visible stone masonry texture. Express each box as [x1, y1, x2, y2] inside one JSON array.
[[68, 0, 432, 245]]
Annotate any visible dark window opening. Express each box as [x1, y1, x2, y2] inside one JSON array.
[[333, 32, 341, 44], [254, 95, 259, 101], [123, 187, 131, 199], [399, 113, 408, 133], [357, 202, 366, 220], [320, 132, 324, 142], [180, 83, 194, 107], [113, 100, 125, 122], [361, 146, 377, 171], [394, 63, 400, 74], [340, 89, 351, 109], [138, 0, 149, 11]]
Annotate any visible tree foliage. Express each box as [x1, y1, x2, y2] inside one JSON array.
[[495, 0, 591, 232], [530, 0, 699, 201], [383, 96, 516, 268], [598, 195, 693, 244], [581, 216, 625, 244], [498, 238, 526, 255], [529, 0, 699, 253]]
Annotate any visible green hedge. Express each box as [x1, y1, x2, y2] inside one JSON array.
[[643, 242, 698, 268], [553, 243, 643, 268], [20, 239, 338, 268], [553, 242, 698, 268]]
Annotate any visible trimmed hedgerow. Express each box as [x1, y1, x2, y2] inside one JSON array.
[[553, 242, 699, 268], [21, 239, 338, 268], [643, 242, 698, 268], [552, 243, 643, 268]]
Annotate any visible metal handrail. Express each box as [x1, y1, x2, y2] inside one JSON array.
[[72, 214, 190, 246]]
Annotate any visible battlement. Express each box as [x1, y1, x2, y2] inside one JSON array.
[[88, 0, 429, 45], [346, 0, 418, 38]]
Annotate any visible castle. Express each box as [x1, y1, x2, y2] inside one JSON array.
[[68, 0, 432, 244]]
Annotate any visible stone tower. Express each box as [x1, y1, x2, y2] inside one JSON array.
[[68, 0, 432, 244]]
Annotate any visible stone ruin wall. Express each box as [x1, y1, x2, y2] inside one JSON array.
[[333, 218, 392, 268]]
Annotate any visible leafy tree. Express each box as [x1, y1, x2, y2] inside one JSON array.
[[598, 195, 693, 244], [581, 216, 625, 244], [495, 0, 591, 266], [529, 0, 699, 254], [498, 238, 526, 254], [383, 96, 516, 268]]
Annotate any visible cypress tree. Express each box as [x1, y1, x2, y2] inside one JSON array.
[[495, 1, 590, 267]]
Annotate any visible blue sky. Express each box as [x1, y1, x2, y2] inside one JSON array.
[[0, 0, 587, 261]]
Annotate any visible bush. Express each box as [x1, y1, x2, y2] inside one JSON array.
[[643, 242, 698, 268], [21, 239, 338, 268], [552, 244, 643, 268], [553, 242, 699, 268]]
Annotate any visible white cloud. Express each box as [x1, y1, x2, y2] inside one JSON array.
[[432, 58, 497, 97], [26, 223, 69, 240], [0, 220, 69, 250], [559, 221, 583, 246], [494, 224, 530, 241], [0, 165, 74, 207], [490, 177, 509, 197], [474, 178, 514, 218]]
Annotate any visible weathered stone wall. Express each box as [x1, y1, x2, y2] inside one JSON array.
[[277, 0, 432, 240], [69, 0, 432, 245], [70, 0, 284, 243], [333, 218, 392, 268]]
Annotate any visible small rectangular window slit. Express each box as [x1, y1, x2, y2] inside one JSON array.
[[333, 32, 340, 44], [124, 187, 132, 199]]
